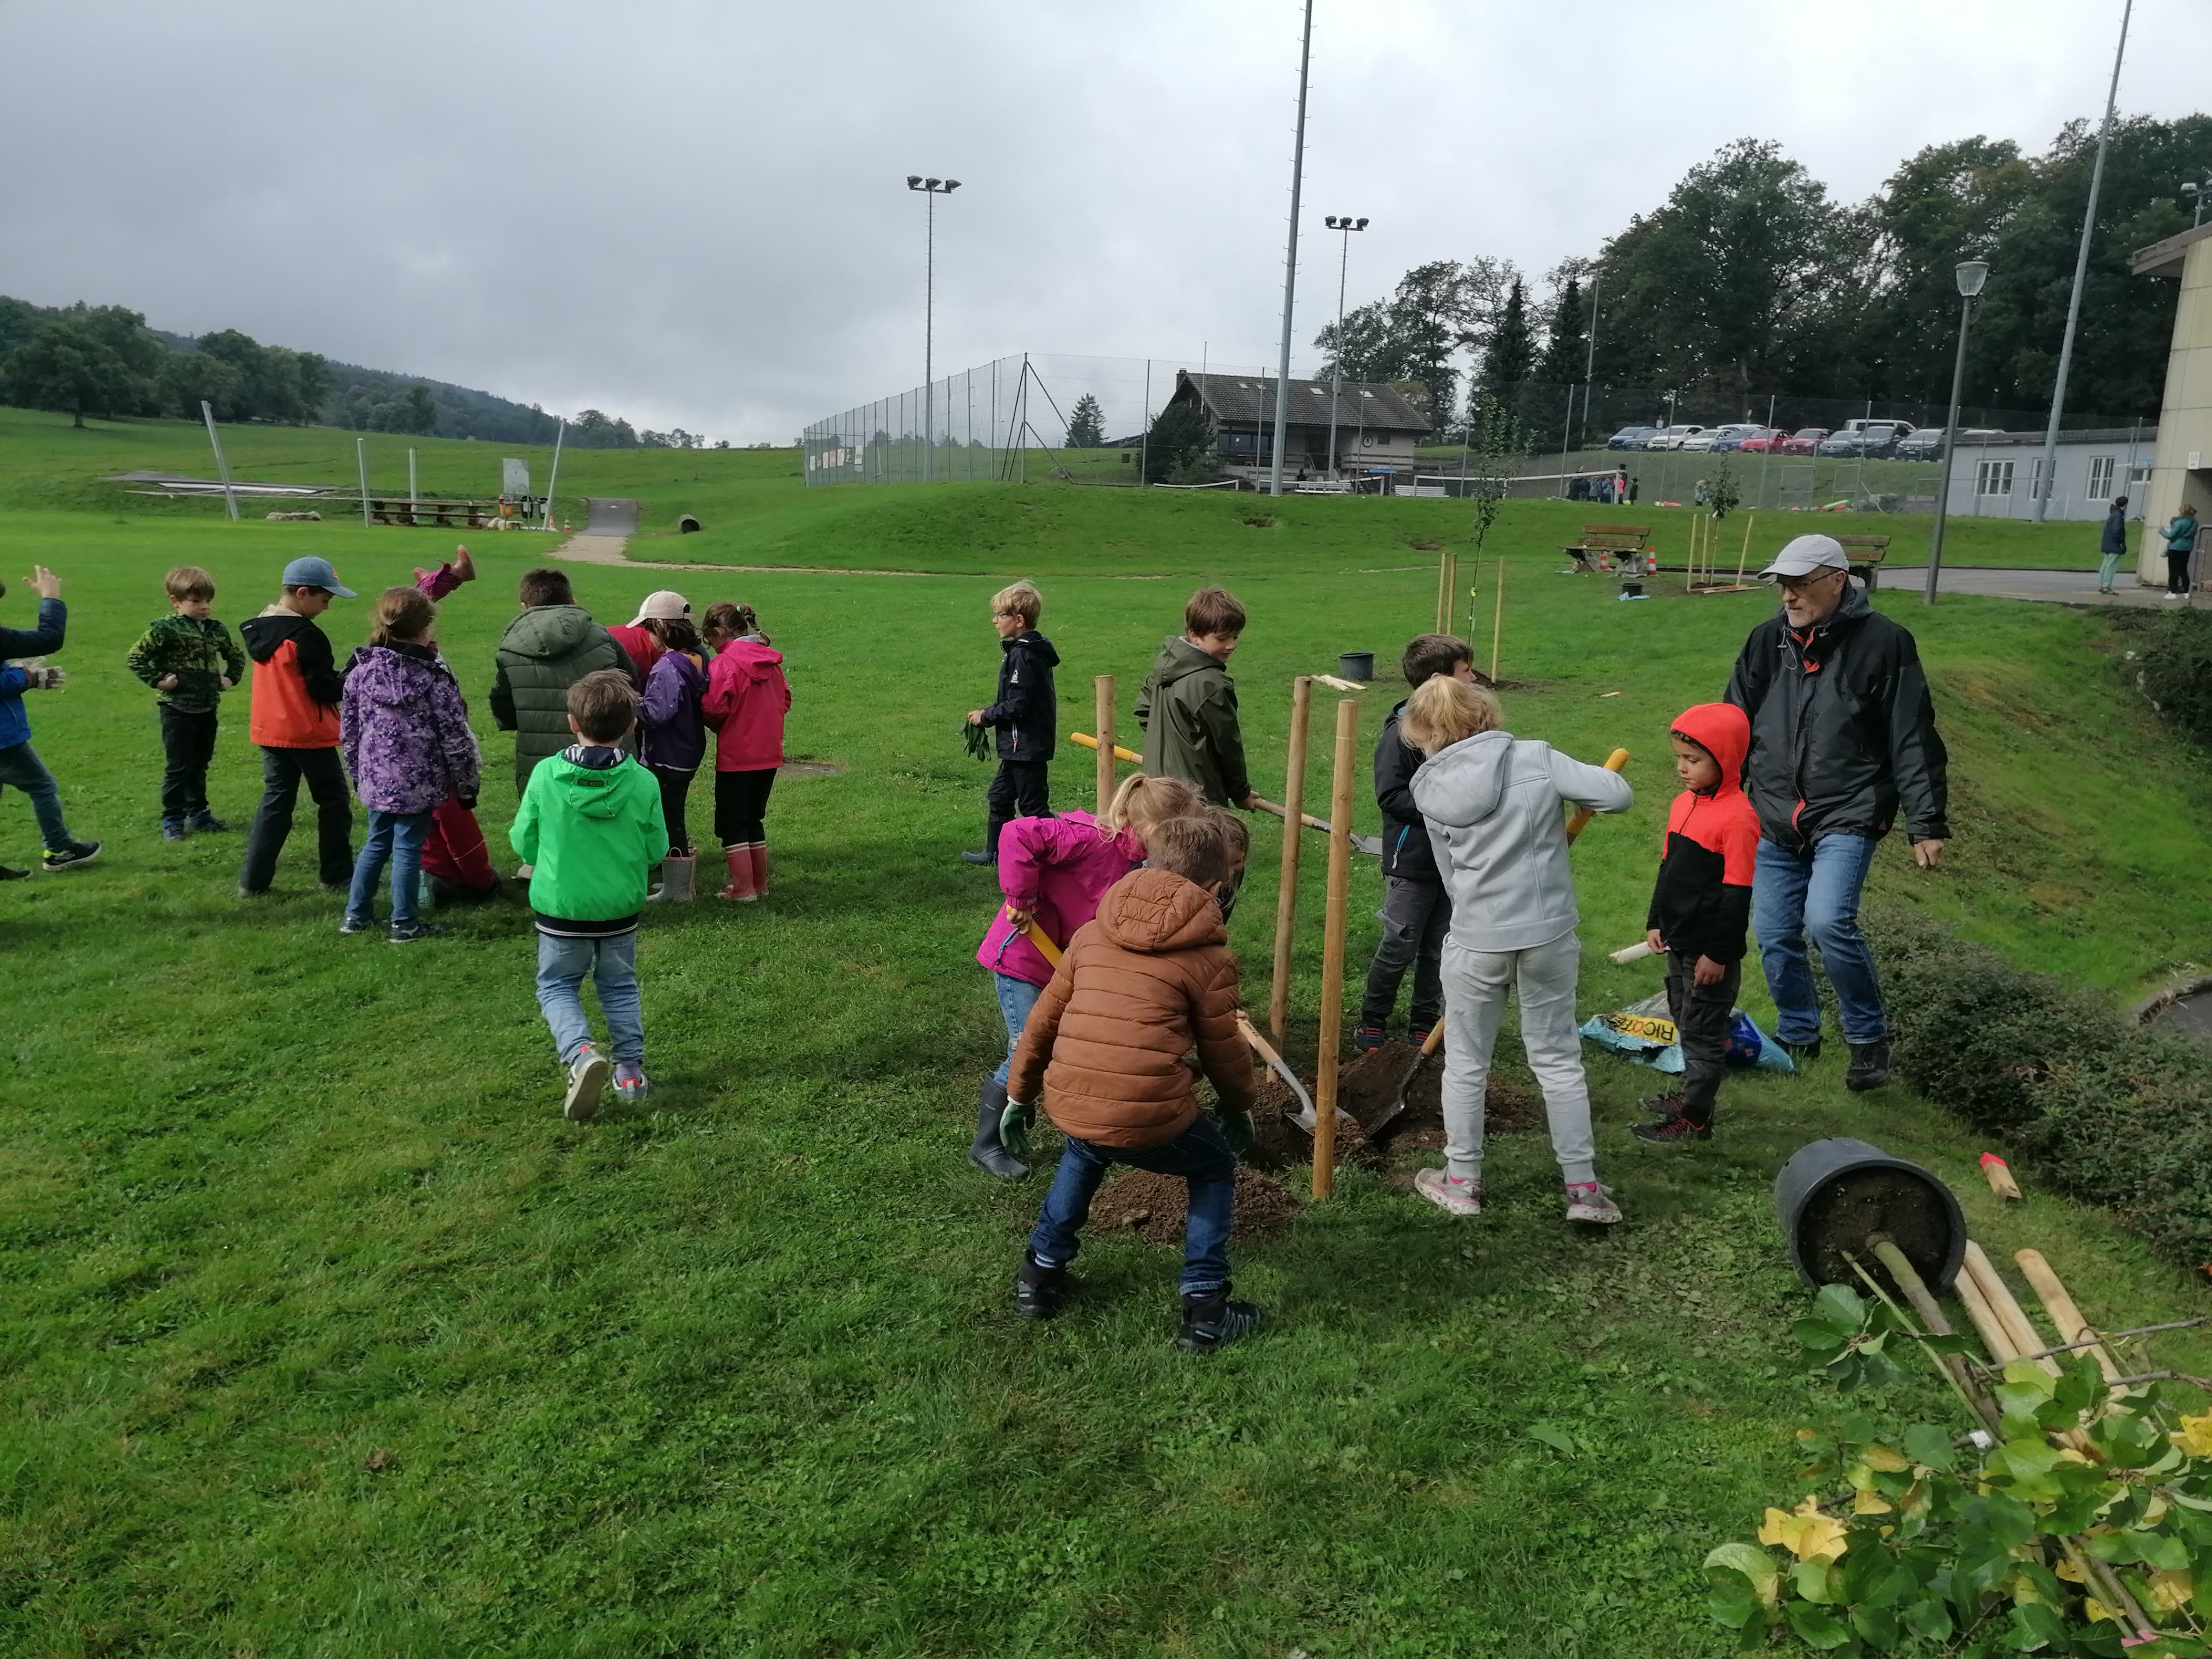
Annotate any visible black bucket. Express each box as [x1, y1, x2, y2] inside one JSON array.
[[1772, 1138, 1965, 1293], [1338, 651, 1376, 683]]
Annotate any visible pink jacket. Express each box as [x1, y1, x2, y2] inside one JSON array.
[[975, 810, 1146, 988], [702, 639, 791, 771]]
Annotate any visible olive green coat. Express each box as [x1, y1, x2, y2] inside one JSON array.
[[1134, 637, 1249, 807], [488, 604, 634, 786]]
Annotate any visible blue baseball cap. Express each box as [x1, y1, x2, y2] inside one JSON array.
[[280, 555, 356, 598]]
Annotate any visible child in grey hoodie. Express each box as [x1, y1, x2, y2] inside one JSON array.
[[1402, 676, 1633, 1225]]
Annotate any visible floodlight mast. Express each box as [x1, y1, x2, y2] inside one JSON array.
[[907, 175, 960, 482], [1924, 259, 1991, 606], [1324, 215, 1367, 484], [1268, 0, 1316, 498]]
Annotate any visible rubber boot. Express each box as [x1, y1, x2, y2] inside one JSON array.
[[969, 1076, 1029, 1180], [650, 852, 696, 902], [747, 841, 769, 897], [1845, 1040, 1891, 1092], [716, 846, 757, 903]]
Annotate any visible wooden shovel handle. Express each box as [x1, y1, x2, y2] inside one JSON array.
[[1070, 731, 1141, 764], [1564, 748, 1632, 842]]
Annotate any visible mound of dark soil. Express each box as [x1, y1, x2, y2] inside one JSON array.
[[1091, 1165, 1303, 1246], [1335, 1041, 1542, 1150]]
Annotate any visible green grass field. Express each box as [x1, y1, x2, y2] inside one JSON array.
[[2, 405, 2206, 1655]]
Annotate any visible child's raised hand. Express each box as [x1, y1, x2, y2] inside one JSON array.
[[1694, 954, 1726, 987]]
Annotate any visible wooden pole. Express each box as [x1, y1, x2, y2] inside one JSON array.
[[1312, 696, 1358, 1199], [1488, 553, 1506, 682], [1268, 676, 1314, 1042], [1735, 512, 1755, 583], [1093, 675, 1117, 815], [2015, 1249, 2124, 1384], [1964, 1242, 2058, 1375], [1434, 546, 1451, 633], [1867, 1237, 2001, 1432]]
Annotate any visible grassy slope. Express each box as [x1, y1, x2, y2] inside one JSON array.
[[2, 410, 2207, 1655]]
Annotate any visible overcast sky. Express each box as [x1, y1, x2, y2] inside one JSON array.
[[2, 0, 2202, 443]]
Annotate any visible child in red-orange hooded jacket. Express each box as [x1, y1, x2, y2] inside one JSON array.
[[1636, 702, 1761, 1144]]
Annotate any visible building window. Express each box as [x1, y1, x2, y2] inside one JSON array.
[[2087, 456, 2115, 499], [1976, 459, 2013, 497], [2027, 456, 2043, 497], [2128, 463, 2152, 486]]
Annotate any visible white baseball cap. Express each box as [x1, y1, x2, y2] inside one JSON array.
[[1758, 534, 1849, 581], [627, 590, 691, 625]]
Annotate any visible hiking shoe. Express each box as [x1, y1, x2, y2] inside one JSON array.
[[388, 920, 445, 945], [1014, 1253, 1066, 1321], [1778, 1036, 1823, 1063], [1637, 1092, 1687, 1120], [1410, 1022, 1434, 1048], [1415, 1167, 1483, 1216], [959, 850, 995, 866], [1845, 1041, 1891, 1092], [0, 864, 28, 881], [1632, 1113, 1712, 1145], [1176, 1292, 1263, 1354], [1352, 1023, 1385, 1053], [186, 811, 231, 833], [1564, 1181, 1623, 1225], [613, 1061, 649, 1107], [161, 819, 188, 842], [564, 1044, 611, 1122], [42, 840, 100, 871], [338, 915, 372, 935], [514, 863, 534, 881]]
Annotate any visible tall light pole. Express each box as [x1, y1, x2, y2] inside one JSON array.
[[1924, 259, 1991, 606], [1323, 215, 1368, 481], [1579, 264, 1603, 450], [906, 174, 959, 483], [1268, 0, 1316, 499], [2032, 0, 2131, 522]]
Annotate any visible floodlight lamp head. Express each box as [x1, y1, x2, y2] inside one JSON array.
[[907, 175, 923, 188], [2185, 182, 2203, 199], [1955, 259, 1990, 298], [1354, 217, 1369, 230], [925, 178, 941, 190], [1325, 216, 1339, 228], [943, 179, 961, 192]]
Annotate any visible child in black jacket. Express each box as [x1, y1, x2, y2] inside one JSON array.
[[964, 581, 1059, 865]]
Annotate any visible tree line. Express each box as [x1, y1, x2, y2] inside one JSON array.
[[1319, 116, 2211, 436]]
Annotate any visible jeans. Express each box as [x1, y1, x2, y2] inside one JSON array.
[[535, 931, 644, 1066], [1360, 875, 1449, 1028], [1438, 931, 1596, 1185], [1666, 951, 1741, 1126], [983, 759, 1051, 858], [1029, 1115, 1238, 1296], [239, 745, 354, 892], [0, 740, 74, 853], [346, 807, 432, 926], [1751, 833, 1885, 1045], [990, 971, 1044, 1088], [158, 705, 220, 820], [714, 767, 776, 846]]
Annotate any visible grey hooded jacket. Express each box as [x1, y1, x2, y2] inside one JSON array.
[[1410, 730, 1634, 952]]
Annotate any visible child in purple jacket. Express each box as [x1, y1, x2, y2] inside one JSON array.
[[339, 588, 482, 943], [637, 613, 709, 902], [966, 771, 1202, 1179]]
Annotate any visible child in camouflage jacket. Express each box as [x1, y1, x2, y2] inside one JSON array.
[[126, 565, 248, 837]]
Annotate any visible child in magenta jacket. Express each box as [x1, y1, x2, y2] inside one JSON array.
[[701, 601, 791, 903], [967, 771, 1202, 1179]]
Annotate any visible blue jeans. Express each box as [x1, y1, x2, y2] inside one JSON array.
[[1030, 1116, 1238, 1296], [989, 972, 1044, 1088], [1751, 833, 1886, 1045], [0, 740, 74, 853], [535, 931, 644, 1066], [346, 808, 432, 926]]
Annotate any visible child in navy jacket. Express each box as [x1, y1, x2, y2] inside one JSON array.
[[964, 580, 1058, 865]]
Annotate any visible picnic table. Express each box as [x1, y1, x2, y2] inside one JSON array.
[[363, 497, 542, 529], [1832, 534, 1891, 592], [1562, 524, 1654, 573]]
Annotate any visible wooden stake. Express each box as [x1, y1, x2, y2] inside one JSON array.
[[1488, 554, 1506, 682], [1964, 1241, 2059, 1376], [1735, 512, 1755, 583], [1312, 696, 1359, 1199], [1434, 546, 1451, 633], [2015, 1249, 2124, 1384], [1867, 1236, 2001, 1432], [1951, 1257, 2020, 1364], [1268, 677, 1314, 1043], [1093, 675, 1117, 815], [1980, 1152, 2023, 1201]]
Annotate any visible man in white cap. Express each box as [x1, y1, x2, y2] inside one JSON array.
[[1723, 534, 1948, 1092], [608, 591, 691, 682]]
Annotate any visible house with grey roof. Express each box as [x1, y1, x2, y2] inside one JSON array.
[[1167, 369, 1432, 482]]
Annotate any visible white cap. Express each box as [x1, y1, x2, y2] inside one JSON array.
[[627, 589, 691, 625], [1758, 534, 1849, 581]]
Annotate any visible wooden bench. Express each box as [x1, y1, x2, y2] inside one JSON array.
[[1562, 523, 1653, 573], [1833, 534, 1891, 592], [365, 497, 496, 529]]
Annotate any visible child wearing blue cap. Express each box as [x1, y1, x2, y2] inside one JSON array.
[[238, 556, 357, 897]]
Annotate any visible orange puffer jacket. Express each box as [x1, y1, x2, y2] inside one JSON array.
[[1006, 867, 1257, 1148]]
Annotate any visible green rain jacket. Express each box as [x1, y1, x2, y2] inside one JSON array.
[[508, 746, 670, 933], [488, 604, 634, 787], [1135, 636, 1249, 807]]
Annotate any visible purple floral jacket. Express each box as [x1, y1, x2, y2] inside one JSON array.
[[340, 643, 482, 815]]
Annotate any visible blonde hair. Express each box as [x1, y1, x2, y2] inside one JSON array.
[[991, 581, 1042, 627], [1401, 676, 1501, 755], [1103, 771, 1201, 838]]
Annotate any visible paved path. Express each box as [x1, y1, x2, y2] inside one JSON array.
[[547, 533, 961, 578], [1882, 565, 2184, 609]]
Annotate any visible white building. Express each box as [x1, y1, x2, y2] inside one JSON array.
[[1939, 427, 2153, 525], [2133, 221, 2212, 584]]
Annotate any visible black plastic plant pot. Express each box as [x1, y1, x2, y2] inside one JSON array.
[[1338, 650, 1376, 683], [1772, 1138, 1965, 1293]]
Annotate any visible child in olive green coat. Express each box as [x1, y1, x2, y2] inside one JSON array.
[[126, 565, 247, 837]]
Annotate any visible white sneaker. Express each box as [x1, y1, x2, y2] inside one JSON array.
[[1564, 1181, 1623, 1225], [516, 862, 535, 879], [1415, 1167, 1483, 1215], [564, 1044, 611, 1121]]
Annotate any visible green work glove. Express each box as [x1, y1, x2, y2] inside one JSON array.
[[1219, 1110, 1255, 1156], [1000, 1099, 1036, 1162]]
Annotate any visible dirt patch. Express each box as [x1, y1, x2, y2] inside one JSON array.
[[1335, 1041, 1542, 1150], [1409, 538, 1446, 552], [778, 759, 844, 780], [1243, 513, 1279, 529], [1091, 1165, 1303, 1246]]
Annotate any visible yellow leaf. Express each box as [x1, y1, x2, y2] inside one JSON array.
[[1756, 1499, 1848, 1562], [1853, 1488, 1894, 1516], [2056, 1555, 2086, 1583], [1861, 1444, 1911, 1473], [2171, 1412, 2212, 1459], [2084, 1597, 2117, 1624], [2148, 1569, 2195, 1613]]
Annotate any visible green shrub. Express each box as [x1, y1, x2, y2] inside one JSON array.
[[1872, 905, 2212, 1267], [2109, 606, 2212, 745]]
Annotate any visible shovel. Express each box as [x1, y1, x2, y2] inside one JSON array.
[[1068, 733, 1381, 854], [1235, 1012, 1357, 1135]]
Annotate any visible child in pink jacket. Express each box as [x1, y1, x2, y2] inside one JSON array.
[[701, 601, 792, 904], [967, 771, 1201, 1179]]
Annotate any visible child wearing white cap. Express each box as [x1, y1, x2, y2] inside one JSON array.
[[609, 591, 691, 681]]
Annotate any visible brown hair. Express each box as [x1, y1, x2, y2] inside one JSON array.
[[703, 601, 765, 643], [1144, 814, 1230, 891], [1207, 805, 1250, 863], [165, 566, 216, 603], [567, 669, 638, 742], [991, 580, 1042, 627], [1183, 586, 1246, 638], [1400, 676, 1501, 755], [368, 586, 435, 646], [646, 614, 703, 656], [1401, 632, 1472, 686], [519, 567, 573, 608], [1103, 771, 1201, 837]]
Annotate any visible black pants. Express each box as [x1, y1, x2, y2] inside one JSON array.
[[714, 767, 777, 846], [1360, 875, 1449, 1028], [239, 745, 354, 893], [158, 705, 220, 820], [1665, 950, 1741, 1127], [649, 764, 696, 854], [984, 759, 1051, 857], [2169, 549, 2195, 595]]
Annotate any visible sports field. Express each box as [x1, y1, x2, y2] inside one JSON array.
[[3, 409, 2206, 1654]]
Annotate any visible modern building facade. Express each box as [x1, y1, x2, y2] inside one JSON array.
[[1938, 427, 2154, 525], [2133, 221, 2212, 583]]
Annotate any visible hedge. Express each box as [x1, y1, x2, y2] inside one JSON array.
[[2109, 605, 2212, 746]]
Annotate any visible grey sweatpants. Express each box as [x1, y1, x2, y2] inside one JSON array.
[[1437, 930, 1597, 1186]]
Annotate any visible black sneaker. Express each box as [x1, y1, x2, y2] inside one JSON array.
[[1014, 1254, 1066, 1321], [161, 820, 188, 842], [186, 812, 231, 833], [388, 920, 446, 945], [1778, 1036, 1823, 1063], [1637, 1092, 1687, 1120], [338, 915, 373, 936], [1845, 1041, 1891, 1092], [1176, 1292, 1263, 1354], [1352, 1023, 1385, 1053], [0, 864, 28, 881], [1633, 1113, 1712, 1144], [42, 840, 100, 871]]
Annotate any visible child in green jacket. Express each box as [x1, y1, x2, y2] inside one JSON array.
[[126, 565, 248, 838], [509, 670, 670, 1121]]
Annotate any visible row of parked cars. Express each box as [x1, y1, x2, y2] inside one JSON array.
[[1605, 419, 1996, 459]]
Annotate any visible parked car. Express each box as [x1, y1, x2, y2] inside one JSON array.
[[1817, 430, 1868, 457], [1780, 427, 1830, 455], [1895, 426, 1949, 461], [1736, 427, 1789, 453], [1705, 424, 1767, 452], [1606, 425, 1657, 450], [1644, 424, 1707, 451]]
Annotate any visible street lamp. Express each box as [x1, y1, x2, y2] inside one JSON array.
[[2184, 172, 2212, 227], [1924, 258, 1991, 606], [906, 175, 959, 481], [1323, 215, 1368, 482]]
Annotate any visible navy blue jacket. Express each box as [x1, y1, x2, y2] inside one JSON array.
[[2101, 505, 2127, 556], [0, 598, 65, 751], [982, 631, 1058, 763], [1374, 698, 1439, 883]]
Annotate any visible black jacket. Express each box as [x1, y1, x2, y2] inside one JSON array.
[[982, 631, 1058, 763], [2101, 507, 2127, 556], [1723, 586, 1949, 852], [1374, 700, 1439, 883]]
